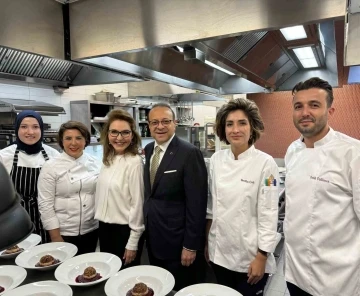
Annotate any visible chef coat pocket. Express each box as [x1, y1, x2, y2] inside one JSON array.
[[263, 186, 278, 209]]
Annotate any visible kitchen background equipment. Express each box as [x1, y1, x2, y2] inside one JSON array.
[[94, 91, 115, 102]]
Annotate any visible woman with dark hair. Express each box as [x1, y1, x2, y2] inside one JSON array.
[[0, 110, 59, 243], [205, 98, 279, 296], [95, 109, 144, 268], [37, 121, 101, 254]]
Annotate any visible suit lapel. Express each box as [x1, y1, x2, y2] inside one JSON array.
[[151, 136, 179, 194], [145, 142, 154, 198]]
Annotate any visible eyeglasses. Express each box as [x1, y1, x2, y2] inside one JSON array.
[[108, 129, 132, 138], [148, 119, 173, 127]]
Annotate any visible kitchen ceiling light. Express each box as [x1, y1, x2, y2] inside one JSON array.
[[280, 25, 307, 41], [205, 60, 235, 75], [293, 46, 319, 68]]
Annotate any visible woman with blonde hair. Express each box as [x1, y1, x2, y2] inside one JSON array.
[[95, 109, 145, 268]]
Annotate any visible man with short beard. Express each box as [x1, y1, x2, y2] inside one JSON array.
[[284, 77, 360, 296]]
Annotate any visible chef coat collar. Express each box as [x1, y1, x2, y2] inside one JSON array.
[[61, 151, 88, 165], [227, 145, 255, 160], [299, 127, 335, 148]]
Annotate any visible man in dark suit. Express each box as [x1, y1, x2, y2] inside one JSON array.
[[144, 103, 208, 291]]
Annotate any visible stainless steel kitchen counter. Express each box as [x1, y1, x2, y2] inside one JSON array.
[[0, 258, 176, 296]]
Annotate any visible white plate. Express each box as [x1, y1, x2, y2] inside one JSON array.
[[55, 252, 122, 287], [2, 280, 72, 296], [105, 265, 175, 296], [0, 234, 41, 259], [0, 265, 27, 295], [15, 242, 78, 271], [175, 283, 243, 296]]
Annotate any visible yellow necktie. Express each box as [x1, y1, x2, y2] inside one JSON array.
[[150, 146, 162, 187]]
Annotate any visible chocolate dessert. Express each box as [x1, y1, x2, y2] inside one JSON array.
[[4, 245, 23, 254], [0, 286, 4, 293], [75, 266, 102, 283], [35, 254, 60, 267], [126, 283, 154, 296]]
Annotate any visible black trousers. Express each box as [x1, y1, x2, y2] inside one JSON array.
[[147, 245, 206, 291], [287, 282, 313, 296], [62, 228, 98, 256], [98, 222, 144, 269], [211, 261, 269, 296]]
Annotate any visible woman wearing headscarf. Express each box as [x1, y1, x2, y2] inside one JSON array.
[[0, 110, 59, 243]]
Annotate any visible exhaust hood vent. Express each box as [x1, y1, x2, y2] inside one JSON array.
[[0, 47, 73, 82], [0, 98, 66, 116], [222, 31, 267, 62]]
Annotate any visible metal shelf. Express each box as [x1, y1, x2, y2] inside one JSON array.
[[139, 121, 148, 124], [91, 119, 107, 123]]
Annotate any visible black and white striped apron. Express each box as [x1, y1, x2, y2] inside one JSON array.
[[10, 148, 50, 243]]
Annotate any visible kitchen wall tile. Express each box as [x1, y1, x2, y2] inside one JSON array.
[[0, 92, 30, 100]]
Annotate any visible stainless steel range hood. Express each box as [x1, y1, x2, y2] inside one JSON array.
[[0, 98, 66, 116]]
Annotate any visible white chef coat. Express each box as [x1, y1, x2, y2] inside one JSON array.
[[284, 128, 360, 296], [95, 154, 145, 251], [0, 144, 59, 173], [207, 146, 279, 273], [37, 152, 101, 236]]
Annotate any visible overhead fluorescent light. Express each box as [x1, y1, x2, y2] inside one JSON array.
[[176, 46, 184, 52], [293, 46, 319, 68], [205, 60, 235, 75], [280, 25, 307, 41]]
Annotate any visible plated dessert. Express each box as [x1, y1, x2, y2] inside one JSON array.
[[4, 245, 24, 254], [126, 283, 154, 296], [75, 267, 102, 283], [35, 255, 60, 267]]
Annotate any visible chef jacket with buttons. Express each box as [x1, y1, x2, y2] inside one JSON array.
[[38, 152, 101, 236], [284, 128, 360, 296], [0, 144, 59, 173], [207, 146, 279, 273]]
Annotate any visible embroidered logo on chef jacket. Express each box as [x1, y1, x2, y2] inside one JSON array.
[[265, 174, 277, 186]]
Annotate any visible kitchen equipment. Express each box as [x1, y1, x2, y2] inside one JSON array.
[[94, 91, 115, 102]]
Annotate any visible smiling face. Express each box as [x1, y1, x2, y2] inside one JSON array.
[[62, 129, 86, 159], [293, 88, 334, 141], [148, 107, 176, 145], [108, 120, 133, 155], [225, 110, 251, 152], [17, 117, 41, 145]]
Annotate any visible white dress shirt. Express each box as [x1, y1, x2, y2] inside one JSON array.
[[95, 154, 145, 250], [150, 134, 175, 169], [37, 152, 101, 236], [207, 146, 279, 273], [0, 144, 59, 173], [284, 128, 360, 296]]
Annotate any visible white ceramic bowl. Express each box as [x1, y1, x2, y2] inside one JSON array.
[[0, 265, 27, 295], [0, 234, 41, 259], [15, 242, 78, 271], [175, 283, 243, 296], [55, 252, 122, 287], [105, 265, 175, 296], [2, 280, 72, 296]]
